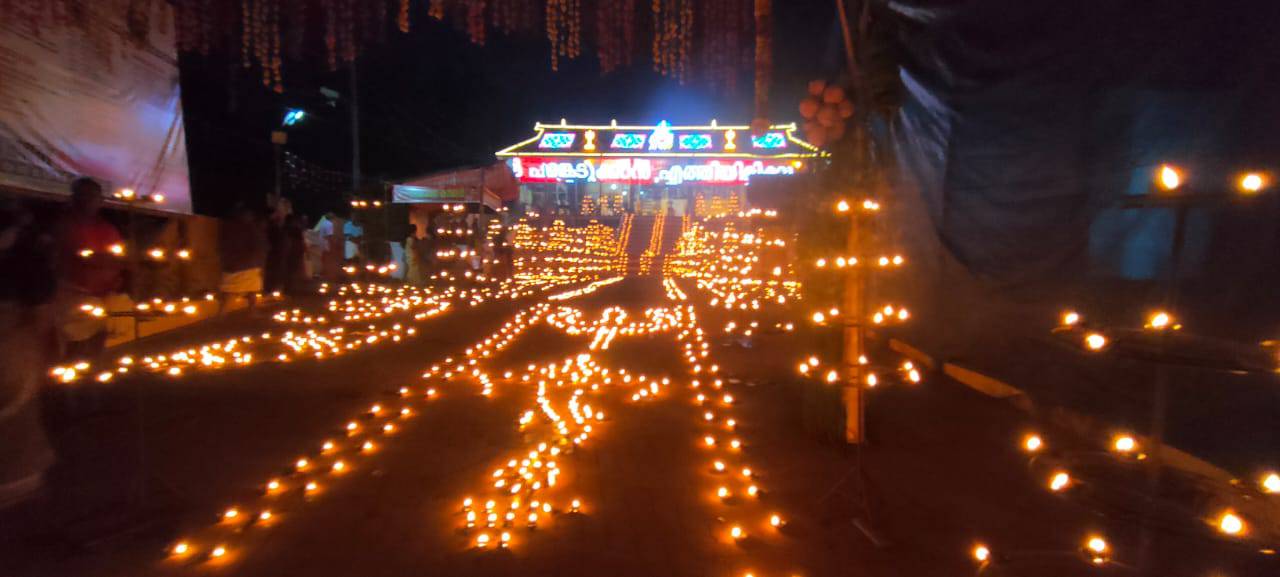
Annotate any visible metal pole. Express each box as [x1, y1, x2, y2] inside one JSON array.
[[835, 0, 871, 445], [273, 141, 282, 202], [842, 206, 865, 444], [271, 130, 287, 205], [349, 61, 361, 195], [1149, 203, 1190, 478], [124, 203, 149, 504], [1138, 202, 1188, 574]]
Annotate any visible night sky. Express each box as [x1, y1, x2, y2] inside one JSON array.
[[179, 0, 841, 219]]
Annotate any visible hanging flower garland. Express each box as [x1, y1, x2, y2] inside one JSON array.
[[241, 0, 253, 69], [48, 1, 772, 103], [595, 0, 635, 74], [546, 0, 580, 71], [700, 0, 744, 93], [623, 0, 636, 70], [751, 0, 772, 133], [467, 0, 487, 46], [652, 0, 694, 83], [491, 0, 536, 35], [679, 0, 692, 82]]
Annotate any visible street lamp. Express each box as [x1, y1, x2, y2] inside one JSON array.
[[273, 108, 307, 203], [282, 108, 306, 127]]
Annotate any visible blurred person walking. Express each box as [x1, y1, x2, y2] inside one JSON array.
[[53, 178, 124, 361], [313, 211, 344, 281], [263, 198, 293, 295], [218, 205, 267, 316], [0, 200, 57, 509], [404, 224, 424, 286], [284, 213, 308, 294]]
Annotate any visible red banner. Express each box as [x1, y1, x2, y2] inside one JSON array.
[[510, 157, 799, 186]]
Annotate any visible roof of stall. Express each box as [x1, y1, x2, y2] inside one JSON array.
[[495, 121, 828, 160], [392, 162, 518, 210]]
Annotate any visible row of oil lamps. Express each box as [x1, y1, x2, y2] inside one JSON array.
[[51, 263, 581, 385], [161, 271, 628, 564]]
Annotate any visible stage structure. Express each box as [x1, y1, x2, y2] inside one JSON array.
[[496, 120, 827, 217]]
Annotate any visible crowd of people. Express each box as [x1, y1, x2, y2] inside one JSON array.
[[0, 178, 521, 510], [0, 180, 313, 510], [401, 210, 514, 285], [216, 199, 310, 315], [0, 178, 122, 509]]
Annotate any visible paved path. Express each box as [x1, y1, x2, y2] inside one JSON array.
[[2, 277, 1274, 577]]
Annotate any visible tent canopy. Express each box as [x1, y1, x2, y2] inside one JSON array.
[[393, 163, 518, 211]]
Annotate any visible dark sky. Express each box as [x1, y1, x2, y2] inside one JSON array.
[[179, 1, 842, 218]]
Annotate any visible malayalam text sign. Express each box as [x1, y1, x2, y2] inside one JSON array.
[[510, 157, 796, 186]]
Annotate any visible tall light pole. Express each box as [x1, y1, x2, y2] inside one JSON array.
[[836, 0, 873, 444], [1051, 165, 1273, 572], [271, 130, 287, 204], [349, 60, 361, 195], [274, 108, 306, 205]]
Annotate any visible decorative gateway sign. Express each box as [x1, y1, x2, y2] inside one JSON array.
[[511, 157, 798, 186]]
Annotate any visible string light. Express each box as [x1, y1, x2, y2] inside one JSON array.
[[1217, 511, 1246, 536]]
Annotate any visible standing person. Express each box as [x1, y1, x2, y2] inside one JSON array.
[[500, 223, 516, 277], [493, 221, 514, 278], [263, 198, 292, 295], [54, 177, 124, 361], [218, 205, 267, 315], [284, 213, 308, 294], [421, 226, 439, 280], [479, 228, 495, 276], [403, 224, 424, 286], [0, 200, 57, 509], [313, 211, 339, 281], [343, 218, 364, 265]]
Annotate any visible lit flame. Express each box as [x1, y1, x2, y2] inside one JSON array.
[[1240, 172, 1265, 193], [1158, 164, 1182, 190]]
